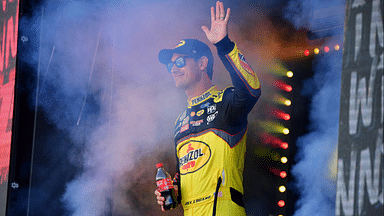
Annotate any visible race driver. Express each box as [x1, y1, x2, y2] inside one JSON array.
[[155, 1, 261, 215]]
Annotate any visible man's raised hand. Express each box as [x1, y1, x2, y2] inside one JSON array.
[[201, 1, 231, 44]]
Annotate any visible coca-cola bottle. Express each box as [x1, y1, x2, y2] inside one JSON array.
[[156, 163, 178, 210]]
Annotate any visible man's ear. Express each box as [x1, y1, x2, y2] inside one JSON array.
[[198, 56, 208, 70]]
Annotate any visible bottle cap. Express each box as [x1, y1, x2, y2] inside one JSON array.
[[156, 163, 163, 168]]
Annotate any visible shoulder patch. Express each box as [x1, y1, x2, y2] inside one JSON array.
[[238, 52, 255, 76]]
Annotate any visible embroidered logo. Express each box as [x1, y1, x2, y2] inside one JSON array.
[[207, 104, 216, 114], [207, 111, 219, 125], [197, 110, 204, 116]]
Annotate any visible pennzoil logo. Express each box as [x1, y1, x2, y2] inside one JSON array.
[[191, 92, 211, 106], [179, 141, 211, 175]]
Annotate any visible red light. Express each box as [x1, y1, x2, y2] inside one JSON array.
[[304, 49, 310, 56], [268, 108, 291, 121], [285, 85, 292, 92], [281, 142, 288, 149], [280, 171, 287, 178], [259, 133, 289, 149], [324, 46, 330, 52], [272, 80, 292, 92], [278, 200, 285, 207], [282, 113, 290, 120]]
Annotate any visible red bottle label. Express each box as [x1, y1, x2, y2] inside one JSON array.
[[156, 177, 174, 192]]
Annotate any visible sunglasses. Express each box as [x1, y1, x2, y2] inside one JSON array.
[[166, 56, 194, 73]]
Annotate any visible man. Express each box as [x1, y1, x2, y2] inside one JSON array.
[[155, 1, 261, 215]]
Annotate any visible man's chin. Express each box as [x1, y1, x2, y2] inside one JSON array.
[[175, 82, 188, 90]]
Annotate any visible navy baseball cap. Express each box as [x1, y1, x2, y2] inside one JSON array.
[[158, 39, 214, 69]]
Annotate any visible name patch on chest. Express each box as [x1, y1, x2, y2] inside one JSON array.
[[179, 141, 211, 175]]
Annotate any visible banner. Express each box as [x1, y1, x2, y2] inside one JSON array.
[[0, 0, 19, 215], [336, 0, 383, 215]]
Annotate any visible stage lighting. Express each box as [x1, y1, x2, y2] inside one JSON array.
[[335, 44, 340, 50], [282, 113, 290, 121], [314, 48, 320, 54], [324, 46, 330, 52], [273, 95, 291, 106], [278, 200, 285, 207], [304, 49, 310, 56], [280, 171, 287, 178], [285, 85, 292, 92], [270, 108, 291, 121], [282, 128, 289, 135], [272, 80, 292, 92], [281, 157, 288, 164], [284, 100, 291, 106], [279, 185, 286, 192], [286, 71, 293, 78]]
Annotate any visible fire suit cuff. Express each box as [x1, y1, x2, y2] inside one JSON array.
[[214, 35, 235, 56]]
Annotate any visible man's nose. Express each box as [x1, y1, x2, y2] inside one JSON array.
[[170, 64, 179, 73]]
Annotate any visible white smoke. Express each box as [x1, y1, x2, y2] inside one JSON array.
[[284, 0, 345, 215]]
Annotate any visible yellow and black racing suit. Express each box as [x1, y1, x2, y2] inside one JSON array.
[[174, 35, 261, 216]]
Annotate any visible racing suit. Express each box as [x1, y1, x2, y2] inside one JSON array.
[[174, 35, 261, 216]]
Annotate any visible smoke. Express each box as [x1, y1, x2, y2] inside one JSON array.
[[17, 0, 274, 215], [17, 0, 305, 215], [283, 0, 345, 215], [19, 0, 205, 215]]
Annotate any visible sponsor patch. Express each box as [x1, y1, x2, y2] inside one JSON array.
[[200, 102, 210, 109], [190, 111, 195, 117], [180, 123, 189, 133], [179, 110, 186, 121], [190, 119, 203, 126], [197, 110, 204, 116], [179, 141, 211, 174], [207, 104, 216, 114], [182, 116, 189, 126], [207, 111, 218, 125], [238, 53, 255, 76], [175, 122, 181, 130]]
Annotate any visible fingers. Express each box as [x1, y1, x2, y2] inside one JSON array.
[[220, 2, 225, 18], [215, 1, 220, 20], [225, 8, 231, 23], [154, 190, 165, 206], [201, 25, 210, 35], [212, 1, 229, 22]]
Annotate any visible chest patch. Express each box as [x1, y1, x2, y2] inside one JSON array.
[[179, 141, 211, 175]]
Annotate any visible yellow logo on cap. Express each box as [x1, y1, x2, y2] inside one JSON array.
[[174, 40, 185, 48]]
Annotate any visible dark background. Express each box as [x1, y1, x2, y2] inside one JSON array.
[[6, 0, 341, 215]]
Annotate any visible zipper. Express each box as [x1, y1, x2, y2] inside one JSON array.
[[212, 177, 222, 216]]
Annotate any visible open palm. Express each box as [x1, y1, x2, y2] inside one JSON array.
[[201, 1, 231, 44]]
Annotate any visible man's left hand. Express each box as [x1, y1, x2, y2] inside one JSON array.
[[201, 1, 231, 44]]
